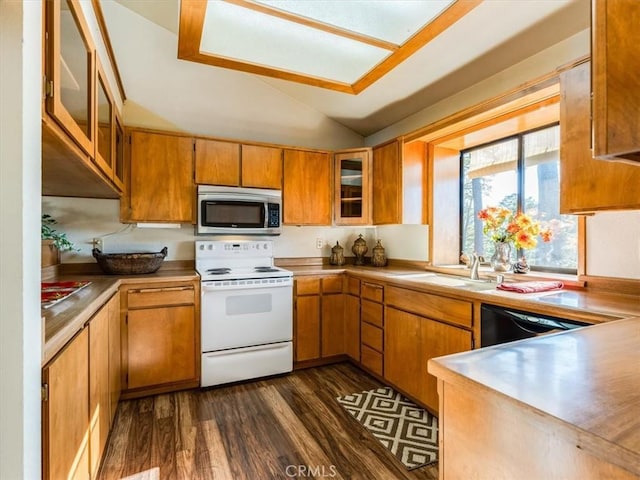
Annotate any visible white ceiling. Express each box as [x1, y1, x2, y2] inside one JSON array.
[[105, 0, 589, 139]]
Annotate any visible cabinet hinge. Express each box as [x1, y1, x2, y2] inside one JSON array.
[[41, 383, 49, 402], [43, 76, 54, 99]]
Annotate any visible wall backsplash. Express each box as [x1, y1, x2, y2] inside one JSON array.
[[43, 196, 638, 278], [42, 197, 430, 264]]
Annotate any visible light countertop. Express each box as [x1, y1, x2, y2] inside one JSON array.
[[428, 317, 640, 476]]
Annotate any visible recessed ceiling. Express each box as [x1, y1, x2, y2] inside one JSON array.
[[178, 0, 481, 94], [103, 0, 589, 141]]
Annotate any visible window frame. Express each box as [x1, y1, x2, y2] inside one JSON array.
[[458, 121, 578, 275]]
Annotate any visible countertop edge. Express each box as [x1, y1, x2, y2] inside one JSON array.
[[42, 280, 120, 365]]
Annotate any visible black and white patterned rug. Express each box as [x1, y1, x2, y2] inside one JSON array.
[[336, 387, 438, 470]]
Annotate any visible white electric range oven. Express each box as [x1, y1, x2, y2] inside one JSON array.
[[195, 240, 293, 387]]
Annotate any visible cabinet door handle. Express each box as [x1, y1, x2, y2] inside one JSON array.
[[363, 283, 383, 289], [131, 286, 194, 294]]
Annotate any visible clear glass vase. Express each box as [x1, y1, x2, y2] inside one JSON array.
[[490, 241, 512, 272]]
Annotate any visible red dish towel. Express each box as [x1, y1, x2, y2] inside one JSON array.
[[497, 281, 564, 293]]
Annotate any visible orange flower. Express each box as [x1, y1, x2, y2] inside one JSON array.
[[540, 228, 553, 242], [477, 206, 553, 251], [515, 231, 537, 249]]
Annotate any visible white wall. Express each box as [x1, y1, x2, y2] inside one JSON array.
[[365, 29, 590, 147], [0, 1, 42, 478], [586, 212, 640, 279]]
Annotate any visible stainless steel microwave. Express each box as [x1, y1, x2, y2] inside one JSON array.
[[197, 185, 281, 236]]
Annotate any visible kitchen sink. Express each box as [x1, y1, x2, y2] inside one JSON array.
[[391, 273, 496, 291]]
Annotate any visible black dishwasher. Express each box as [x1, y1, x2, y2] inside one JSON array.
[[480, 304, 590, 347]]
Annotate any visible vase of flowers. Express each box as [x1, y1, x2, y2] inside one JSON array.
[[478, 207, 553, 272], [490, 241, 512, 272]]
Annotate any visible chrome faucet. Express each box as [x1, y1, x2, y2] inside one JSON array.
[[469, 253, 484, 280]]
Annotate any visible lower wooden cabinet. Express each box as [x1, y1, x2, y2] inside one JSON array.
[[42, 328, 90, 480], [89, 302, 110, 478], [108, 292, 121, 425], [385, 306, 472, 413], [121, 280, 199, 396], [42, 292, 120, 480], [294, 275, 345, 364], [360, 282, 385, 376], [344, 289, 360, 361]]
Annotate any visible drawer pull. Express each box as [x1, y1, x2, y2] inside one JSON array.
[[131, 286, 194, 294]]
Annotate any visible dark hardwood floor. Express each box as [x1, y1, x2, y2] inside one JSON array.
[[98, 363, 438, 480]]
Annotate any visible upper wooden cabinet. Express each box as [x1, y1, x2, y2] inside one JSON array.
[[195, 140, 283, 189], [372, 139, 426, 225], [123, 129, 195, 223], [334, 149, 372, 225], [42, 0, 123, 199], [113, 112, 125, 191], [283, 149, 332, 225], [592, 0, 640, 163], [195, 139, 240, 186], [559, 62, 640, 213], [45, 0, 96, 156], [372, 141, 401, 224], [241, 144, 283, 189]]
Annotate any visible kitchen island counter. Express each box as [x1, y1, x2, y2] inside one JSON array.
[[428, 317, 640, 479]]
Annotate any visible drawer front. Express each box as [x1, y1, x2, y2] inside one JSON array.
[[361, 299, 384, 328], [361, 282, 384, 302], [361, 345, 383, 376], [361, 322, 383, 352], [385, 285, 472, 328], [128, 285, 194, 309], [295, 277, 320, 296], [322, 276, 343, 294], [347, 277, 360, 296]]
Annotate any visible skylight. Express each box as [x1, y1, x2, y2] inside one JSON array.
[[178, 0, 479, 94]]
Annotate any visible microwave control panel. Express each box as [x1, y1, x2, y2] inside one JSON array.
[[267, 203, 280, 227]]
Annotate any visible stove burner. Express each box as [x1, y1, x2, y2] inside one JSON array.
[[255, 266, 279, 273], [206, 268, 232, 275]]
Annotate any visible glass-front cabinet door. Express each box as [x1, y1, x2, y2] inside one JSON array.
[[113, 113, 126, 192], [95, 63, 113, 179], [45, 0, 96, 156], [334, 149, 372, 225]]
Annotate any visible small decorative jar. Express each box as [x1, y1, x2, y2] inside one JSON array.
[[513, 256, 530, 274], [351, 234, 368, 266], [371, 239, 387, 267], [329, 241, 345, 266]]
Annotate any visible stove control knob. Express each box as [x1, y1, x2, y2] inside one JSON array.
[[208, 244, 213, 250], [263, 243, 268, 250]]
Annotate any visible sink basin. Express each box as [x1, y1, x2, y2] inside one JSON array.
[[391, 273, 496, 291]]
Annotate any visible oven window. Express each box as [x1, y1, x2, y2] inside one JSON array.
[[202, 201, 264, 227]]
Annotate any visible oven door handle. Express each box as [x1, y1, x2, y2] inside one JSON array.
[[201, 280, 292, 292]]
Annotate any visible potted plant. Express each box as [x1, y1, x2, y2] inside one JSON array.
[[41, 214, 77, 266]]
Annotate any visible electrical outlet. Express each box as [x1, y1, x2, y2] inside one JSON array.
[[92, 238, 103, 250], [316, 238, 323, 249]]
